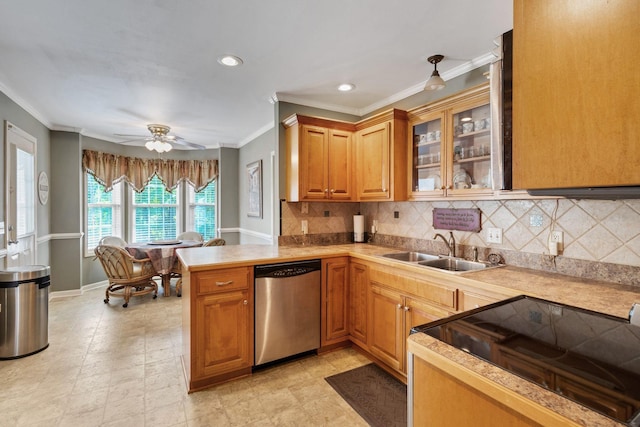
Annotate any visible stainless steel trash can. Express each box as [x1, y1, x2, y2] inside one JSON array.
[[0, 265, 51, 359]]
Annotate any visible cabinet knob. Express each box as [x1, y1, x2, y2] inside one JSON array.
[[383, 188, 388, 192], [404, 306, 410, 312], [324, 188, 329, 193], [243, 300, 248, 305], [397, 303, 402, 309], [440, 186, 446, 190], [330, 189, 335, 193]]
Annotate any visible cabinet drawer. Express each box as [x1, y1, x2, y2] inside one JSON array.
[[195, 267, 251, 295], [370, 267, 457, 310]]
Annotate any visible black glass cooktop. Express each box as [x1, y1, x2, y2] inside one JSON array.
[[411, 295, 640, 426]]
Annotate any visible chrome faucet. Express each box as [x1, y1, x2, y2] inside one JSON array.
[[433, 231, 456, 257]]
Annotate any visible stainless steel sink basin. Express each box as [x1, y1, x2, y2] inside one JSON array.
[[418, 258, 493, 272], [380, 252, 439, 262]]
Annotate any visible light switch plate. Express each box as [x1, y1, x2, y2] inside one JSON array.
[[486, 227, 502, 244]]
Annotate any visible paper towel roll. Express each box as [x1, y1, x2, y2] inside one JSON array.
[[354, 215, 365, 242]]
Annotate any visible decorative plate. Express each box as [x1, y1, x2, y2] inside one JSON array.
[[453, 170, 472, 189]]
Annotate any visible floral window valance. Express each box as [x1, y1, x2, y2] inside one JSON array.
[[82, 150, 218, 193]]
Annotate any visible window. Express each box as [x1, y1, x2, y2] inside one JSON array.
[[187, 180, 217, 240], [86, 174, 122, 251], [16, 148, 35, 236], [131, 175, 179, 242], [85, 173, 217, 254]]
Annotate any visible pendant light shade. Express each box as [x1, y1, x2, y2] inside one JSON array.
[[425, 54, 446, 91]]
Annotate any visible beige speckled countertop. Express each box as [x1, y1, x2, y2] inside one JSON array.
[[177, 242, 639, 426], [178, 243, 639, 319]]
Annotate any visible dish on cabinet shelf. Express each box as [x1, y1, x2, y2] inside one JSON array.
[[453, 170, 472, 189], [418, 173, 440, 191]]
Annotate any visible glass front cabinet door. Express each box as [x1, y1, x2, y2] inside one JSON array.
[[409, 85, 492, 199], [410, 112, 445, 196]]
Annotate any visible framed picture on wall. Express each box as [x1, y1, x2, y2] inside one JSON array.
[[247, 160, 262, 218]]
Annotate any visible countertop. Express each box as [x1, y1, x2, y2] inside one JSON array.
[[177, 243, 640, 319]]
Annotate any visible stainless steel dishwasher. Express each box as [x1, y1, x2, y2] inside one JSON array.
[[254, 259, 321, 366]]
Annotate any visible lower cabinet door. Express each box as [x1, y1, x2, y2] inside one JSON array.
[[369, 284, 403, 372], [323, 257, 350, 346], [195, 290, 252, 378], [349, 261, 369, 347]]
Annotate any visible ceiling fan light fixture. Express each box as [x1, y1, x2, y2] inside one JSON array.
[[424, 54, 446, 91], [217, 55, 243, 67], [145, 138, 172, 153]]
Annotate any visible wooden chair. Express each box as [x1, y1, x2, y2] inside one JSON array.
[[174, 238, 225, 297], [98, 236, 127, 247], [203, 238, 226, 247], [176, 231, 204, 242], [95, 244, 158, 307]]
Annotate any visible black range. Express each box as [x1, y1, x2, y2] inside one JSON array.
[[411, 295, 640, 426]]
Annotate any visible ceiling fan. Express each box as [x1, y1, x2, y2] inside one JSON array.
[[115, 124, 206, 152]]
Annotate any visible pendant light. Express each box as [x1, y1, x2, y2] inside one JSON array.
[[424, 54, 446, 91]]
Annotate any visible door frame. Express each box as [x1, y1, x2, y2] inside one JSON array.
[[4, 121, 37, 267]]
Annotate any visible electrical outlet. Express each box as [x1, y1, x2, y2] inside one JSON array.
[[486, 227, 502, 244], [549, 304, 563, 316], [301, 220, 308, 235], [550, 231, 564, 251], [301, 202, 308, 214]]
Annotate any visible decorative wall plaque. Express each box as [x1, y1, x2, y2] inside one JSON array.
[[38, 171, 49, 205], [433, 208, 481, 232]]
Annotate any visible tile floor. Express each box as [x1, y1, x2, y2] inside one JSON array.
[[0, 284, 371, 426]]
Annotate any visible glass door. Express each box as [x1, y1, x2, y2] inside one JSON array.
[[450, 102, 492, 193], [410, 113, 445, 196]]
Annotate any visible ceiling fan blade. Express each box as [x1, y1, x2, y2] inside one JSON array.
[[116, 138, 150, 145], [114, 133, 149, 138], [171, 138, 206, 150]]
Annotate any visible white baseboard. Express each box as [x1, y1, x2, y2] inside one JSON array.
[[49, 280, 107, 300]]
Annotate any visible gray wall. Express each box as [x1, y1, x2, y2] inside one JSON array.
[[238, 128, 275, 243], [218, 147, 240, 244]]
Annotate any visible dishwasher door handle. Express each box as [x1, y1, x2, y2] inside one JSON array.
[[216, 280, 234, 286]]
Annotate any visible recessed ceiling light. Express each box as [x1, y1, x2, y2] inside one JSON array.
[[338, 83, 355, 92], [217, 55, 243, 67]]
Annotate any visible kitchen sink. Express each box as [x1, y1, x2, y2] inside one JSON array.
[[418, 258, 493, 272], [380, 252, 440, 262]]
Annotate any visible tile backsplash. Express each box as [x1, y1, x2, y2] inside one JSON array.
[[281, 198, 640, 286]]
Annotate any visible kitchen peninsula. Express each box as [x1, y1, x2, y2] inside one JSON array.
[[177, 243, 640, 425]]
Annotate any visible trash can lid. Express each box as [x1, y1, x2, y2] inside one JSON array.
[[0, 265, 50, 282]]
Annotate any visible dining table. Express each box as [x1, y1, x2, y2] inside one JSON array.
[[125, 239, 203, 297]]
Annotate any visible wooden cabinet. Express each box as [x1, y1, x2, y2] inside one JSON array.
[[369, 284, 404, 371], [458, 287, 509, 311], [321, 257, 350, 347], [410, 354, 544, 427], [512, 0, 640, 190], [183, 266, 253, 392], [348, 260, 369, 348], [367, 263, 456, 375], [355, 109, 408, 201], [408, 84, 493, 199], [283, 114, 355, 201]]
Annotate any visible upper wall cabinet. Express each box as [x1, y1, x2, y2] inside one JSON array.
[[355, 109, 408, 201], [283, 114, 355, 202], [408, 84, 492, 199], [513, 0, 640, 190]]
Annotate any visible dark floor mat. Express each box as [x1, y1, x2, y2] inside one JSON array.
[[325, 363, 407, 427]]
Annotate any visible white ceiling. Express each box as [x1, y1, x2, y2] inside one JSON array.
[[0, 0, 513, 149]]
